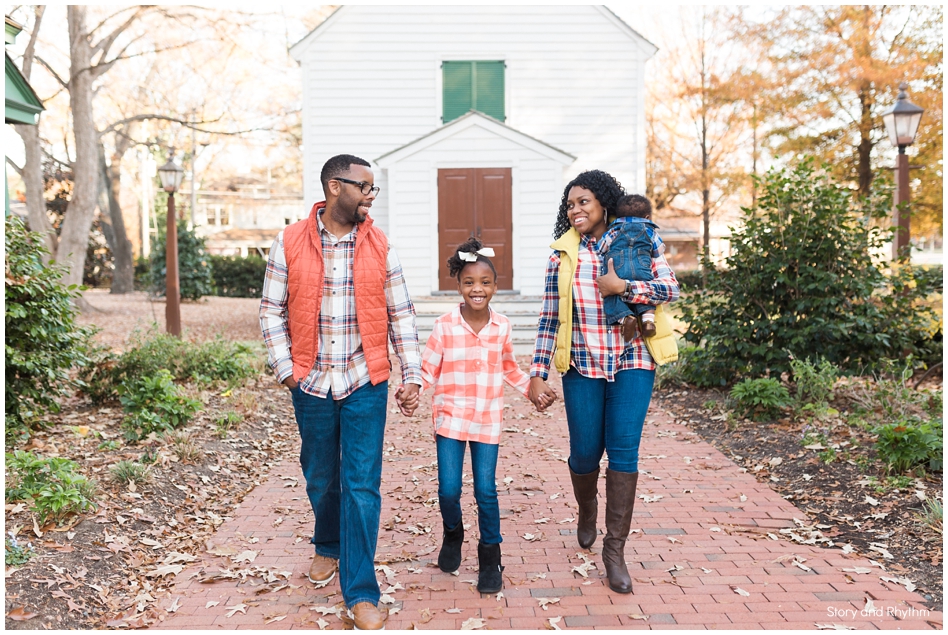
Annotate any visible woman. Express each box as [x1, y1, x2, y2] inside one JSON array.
[[529, 170, 679, 594]]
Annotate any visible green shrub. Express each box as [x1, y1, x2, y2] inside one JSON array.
[[873, 418, 943, 474], [5, 450, 97, 524], [209, 254, 268, 297], [110, 460, 151, 485], [729, 377, 791, 421], [148, 220, 212, 300], [678, 160, 941, 387], [80, 330, 262, 403], [675, 269, 707, 292], [790, 356, 839, 408], [119, 369, 201, 441], [5, 536, 34, 566], [5, 215, 96, 443]]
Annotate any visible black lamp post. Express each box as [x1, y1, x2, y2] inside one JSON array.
[[158, 152, 185, 336], [881, 82, 924, 261]]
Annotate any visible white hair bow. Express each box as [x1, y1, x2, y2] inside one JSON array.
[[458, 247, 495, 262]]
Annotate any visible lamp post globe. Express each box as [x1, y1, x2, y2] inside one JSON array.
[[159, 152, 184, 336], [881, 83, 924, 261]]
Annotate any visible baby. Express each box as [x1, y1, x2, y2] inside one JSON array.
[[601, 194, 664, 339]]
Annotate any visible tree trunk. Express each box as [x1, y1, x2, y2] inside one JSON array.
[[11, 7, 55, 261], [14, 124, 56, 260], [98, 141, 135, 293], [58, 6, 99, 294], [856, 81, 874, 198]]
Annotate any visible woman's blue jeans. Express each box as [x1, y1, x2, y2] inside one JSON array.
[[436, 435, 502, 545], [290, 381, 387, 609], [561, 367, 655, 474]]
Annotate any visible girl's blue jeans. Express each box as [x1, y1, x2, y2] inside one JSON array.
[[436, 435, 502, 545], [290, 381, 387, 609], [561, 367, 655, 474]]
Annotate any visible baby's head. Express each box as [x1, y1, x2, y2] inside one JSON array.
[[615, 194, 652, 220]]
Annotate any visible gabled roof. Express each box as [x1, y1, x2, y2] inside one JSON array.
[[5, 53, 43, 125], [290, 5, 657, 61], [375, 110, 575, 168]]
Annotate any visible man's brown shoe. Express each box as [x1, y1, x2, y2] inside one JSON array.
[[350, 602, 386, 630], [308, 554, 337, 586]]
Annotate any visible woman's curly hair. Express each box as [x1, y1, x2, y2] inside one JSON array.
[[446, 236, 497, 281], [552, 170, 626, 239]]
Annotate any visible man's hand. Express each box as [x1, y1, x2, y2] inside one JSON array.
[[395, 383, 420, 416], [283, 377, 299, 390], [596, 258, 627, 298]]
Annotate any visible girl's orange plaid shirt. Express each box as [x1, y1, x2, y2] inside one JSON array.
[[421, 305, 531, 444]]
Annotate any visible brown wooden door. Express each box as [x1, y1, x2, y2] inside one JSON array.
[[437, 168, 513, 291]]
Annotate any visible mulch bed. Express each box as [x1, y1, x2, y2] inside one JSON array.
[[4, 375, 298, 630], [654, 380, 944, 613]]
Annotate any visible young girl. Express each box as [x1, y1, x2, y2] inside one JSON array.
[[421, 237, 555, 593]]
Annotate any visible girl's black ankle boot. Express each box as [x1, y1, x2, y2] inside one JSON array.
[[437, 521, 464, 573], [476, 542, 504, 594]]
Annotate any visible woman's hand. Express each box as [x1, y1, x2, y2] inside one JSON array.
[[597, 258, 627, 298], [529, 377, 558, 412]]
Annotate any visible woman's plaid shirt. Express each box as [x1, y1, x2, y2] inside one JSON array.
[[421, 305, 531, 444], [259, 215, 422, 399], [530, 230, 680, 381]]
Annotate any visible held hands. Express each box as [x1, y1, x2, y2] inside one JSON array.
[[395, 383, 420, 416], [597, 258, 627, 298], [528, 376, 558, 412]]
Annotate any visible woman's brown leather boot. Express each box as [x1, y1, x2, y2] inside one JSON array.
[[569, 466, 599, 548], [602, 469, 638, 593]]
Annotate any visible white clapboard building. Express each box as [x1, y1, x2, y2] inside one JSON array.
[[290, 5, 656, 348]]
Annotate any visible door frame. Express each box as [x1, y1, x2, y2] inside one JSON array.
[[429, 161, 520, 295]]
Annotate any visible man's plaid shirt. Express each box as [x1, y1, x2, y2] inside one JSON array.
[[259, 213, 422, 399], [530, 228, 680, 381]]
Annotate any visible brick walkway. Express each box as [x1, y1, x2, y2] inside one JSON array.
[[151, 372, 941, 630]]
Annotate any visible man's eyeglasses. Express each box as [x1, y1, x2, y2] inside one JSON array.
[[333, 177, 380, 196]]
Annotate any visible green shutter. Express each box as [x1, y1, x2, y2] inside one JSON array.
[[442, 61, 472, 123], [442, 60, 505, 124], [473, 61, 504, 122]]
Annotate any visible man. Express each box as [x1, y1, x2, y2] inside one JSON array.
[[260, 154, 421, 630]]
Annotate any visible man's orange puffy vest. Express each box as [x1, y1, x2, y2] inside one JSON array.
[[282, 201, 391, 385]]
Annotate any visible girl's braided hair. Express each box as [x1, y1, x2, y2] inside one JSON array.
[[552, 170, 626, 239], [446, 236, 497, 281]]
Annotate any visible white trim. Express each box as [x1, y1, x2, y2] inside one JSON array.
[[288, 6, 346, 61], [595, 6, 659, 58], [376, 111, 575, 167]]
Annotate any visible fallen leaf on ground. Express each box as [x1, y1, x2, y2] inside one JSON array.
[[205, 601, 220, 608], [264, 614, 287, 623], [864, 495, 879, 506], [732, 587, 750, 596], [547, 616, 562, 630], [167, 597, 182, 613], [461, 617, 486, 629], [629, 613, 649, 621], [7, 606, 39, 621], [446, 608, 463, 614], [537, 598, 560, 610], [880, 576, 917, 592], [144, 564, 183, 578], [225, 603, 248, 617], [842, 567, 871, 575], [231, 550, 258, 563], [815, 624, 856, 630]]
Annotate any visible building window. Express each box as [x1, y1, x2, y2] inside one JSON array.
[[219, 207, 230, 226], [206, 205, 230, 227], [442, 60, 505, 124]]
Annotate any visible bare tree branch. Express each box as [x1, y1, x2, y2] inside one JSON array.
[[6, 157, 24, 176], [34, 55, 69, 89]]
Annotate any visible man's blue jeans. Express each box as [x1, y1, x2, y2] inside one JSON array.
[[561, 367, 655, 474], [436, 435, 502, 545], [290, 381, 388, 608]]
